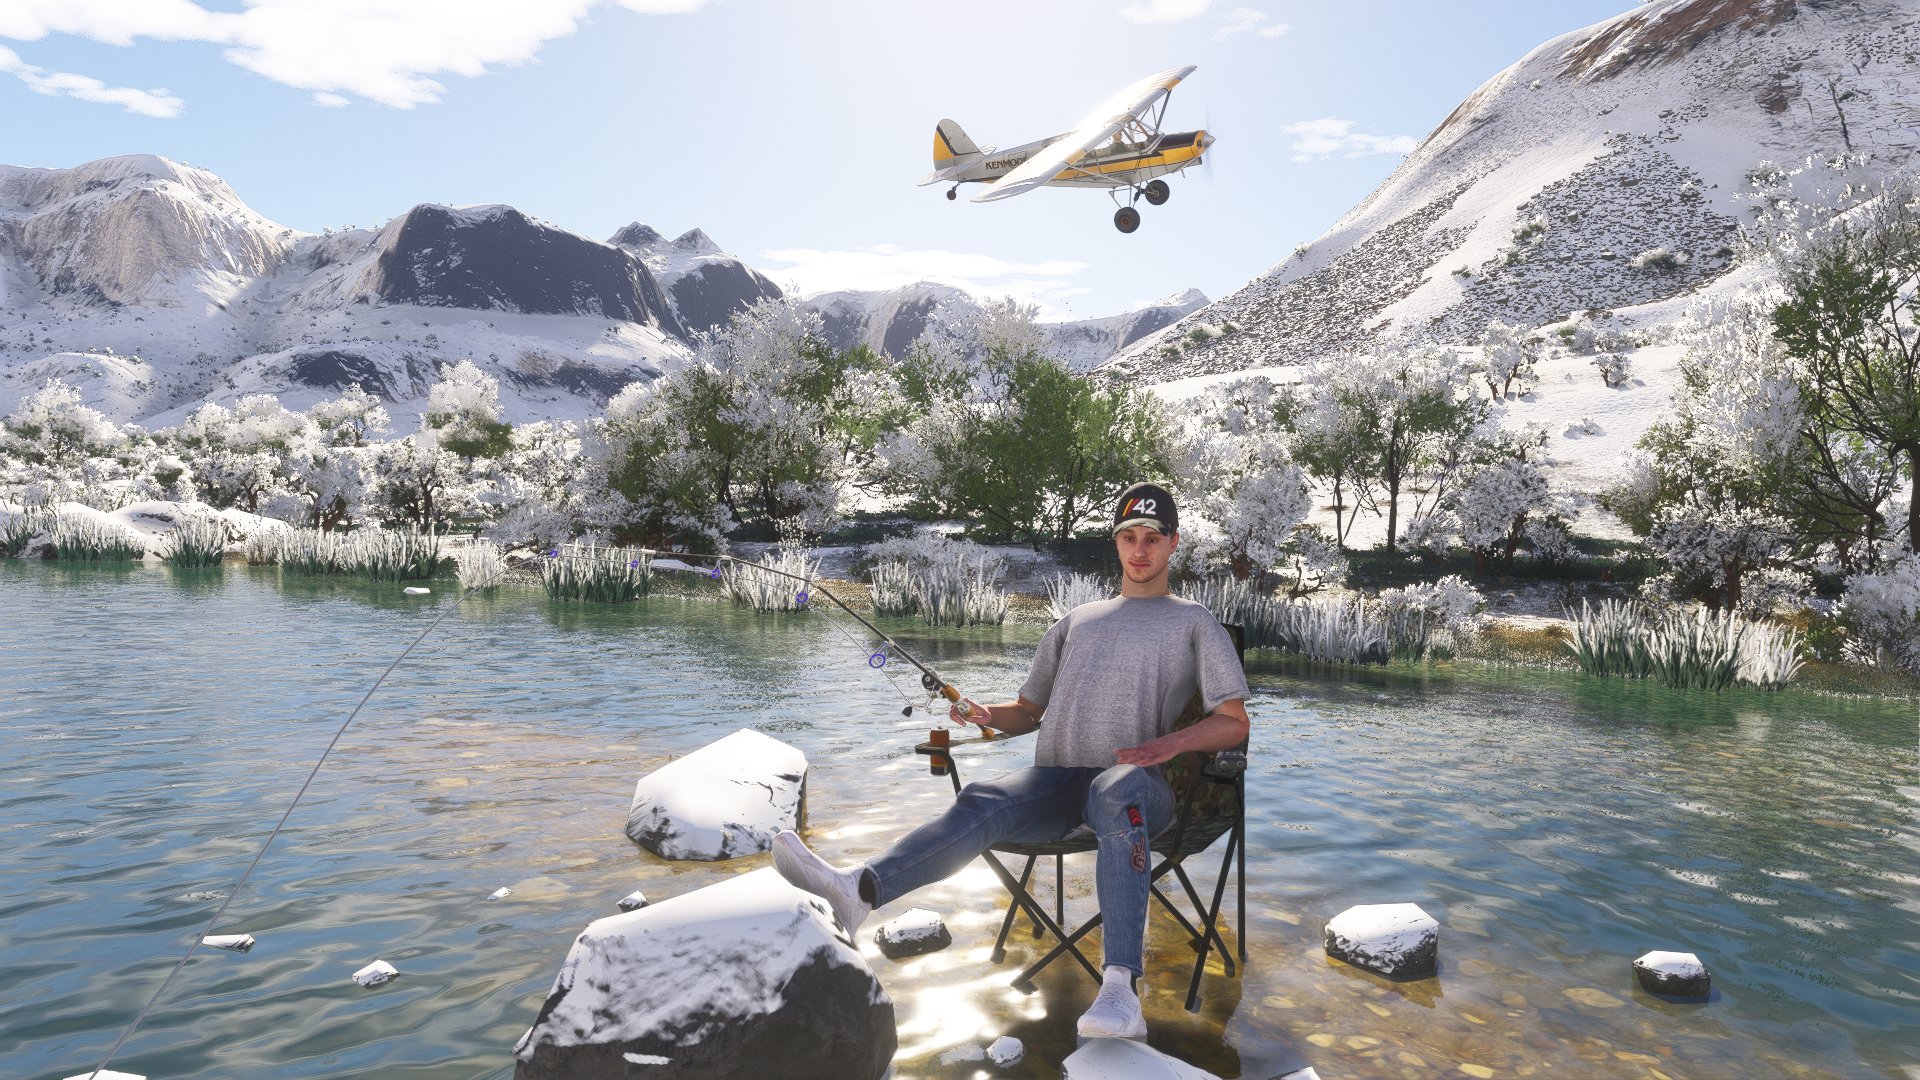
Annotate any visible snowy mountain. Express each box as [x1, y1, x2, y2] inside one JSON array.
[[806, 283, 1209, 372], [1103, 0, 1920, 383], [610, 222, 785, 335]]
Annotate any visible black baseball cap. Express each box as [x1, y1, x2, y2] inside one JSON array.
[[1113, 482, 1178, 535]]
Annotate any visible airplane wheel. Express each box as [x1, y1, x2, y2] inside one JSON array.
[[1144, 179, 1170, 206], [1114, 206, 1141, 233], [946, 187, 957, 201]]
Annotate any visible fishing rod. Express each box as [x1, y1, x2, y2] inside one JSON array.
[[544, 541, 991, 729]]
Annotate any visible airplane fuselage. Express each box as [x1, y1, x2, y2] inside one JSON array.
[[926, 129, 1212, 191]]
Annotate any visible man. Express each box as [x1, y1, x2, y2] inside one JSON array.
[[772, 481, 1251, 1040]]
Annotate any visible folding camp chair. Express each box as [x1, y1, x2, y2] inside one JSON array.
[[915, 625, 1248, 1012]]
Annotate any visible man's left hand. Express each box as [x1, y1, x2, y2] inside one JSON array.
[[1114, 737, 1180, 768]]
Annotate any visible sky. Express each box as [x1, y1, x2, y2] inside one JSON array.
[[0, 0, 1635, 321]]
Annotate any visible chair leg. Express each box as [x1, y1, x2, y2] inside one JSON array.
[[1236, 782, 1249, 965], [1167, 862, 1235, 974], [1053, 852, 1064, 935], [991, 856, 1037, 964], [981, 851, 1101, 988]]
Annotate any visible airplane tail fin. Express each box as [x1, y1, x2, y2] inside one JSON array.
[[933, 119, 981, 165]]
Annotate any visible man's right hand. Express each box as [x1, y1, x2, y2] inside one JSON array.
[[950, 697, 990, 728]]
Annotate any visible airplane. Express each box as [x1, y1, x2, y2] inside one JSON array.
[[919, 65, 1214, 234]]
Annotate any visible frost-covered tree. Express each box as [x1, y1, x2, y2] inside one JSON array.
[[1475, 320, 1542, 400], [1839, 551, 1920, 671], [888, 301, 1167, 545], [483, 420, 588, 548], [309, 384, 391, 448], [170, 394, 307, 512], [586, 379, 731, 548], [1449, 456, 1567, 573], [1173, 377, 1312, 577], [369, 436, 482, 531], [422, 359, 511, 459], [1292, 341, 1489, 553], [1, 379, 124, 468]]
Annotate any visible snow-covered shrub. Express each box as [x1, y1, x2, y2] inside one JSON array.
[[543, 543, 651, 602], [1451, 457, 1565, 572], [1172, 376, 1312, 578], [1377, 575, 1485, 633], [1736, 565, 1813, 619], [1648, 500, 1790, 611], [423, 359, 511, 458], [1398, 510, 1456, 560], [158, 512, 229, 568], [1045, 572, 1110, 620], [1630, 247, 1689, 272], [1591, 352, 1632, 387], [1277, 525, 1349, 598], [1512, 215, 1547, 244], [1524, 517, 1577, 567], [1838, 552, 1920, 672]]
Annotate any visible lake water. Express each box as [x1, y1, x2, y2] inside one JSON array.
[[1, 561, 1916, 1079]]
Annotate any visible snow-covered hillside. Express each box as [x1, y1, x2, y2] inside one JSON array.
[[807, 283, 1208, 373], [1104, 0, 1920, 383]]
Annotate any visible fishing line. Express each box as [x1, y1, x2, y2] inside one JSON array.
[[83, 570, 488, 1080], [84, 542, 974, 1077]]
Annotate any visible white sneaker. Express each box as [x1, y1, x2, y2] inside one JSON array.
[[1076, 975, 1148, 1040], [771, 830, 872, 935]]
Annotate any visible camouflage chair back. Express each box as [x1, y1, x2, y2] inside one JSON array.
[[918, 625, 1249, 1011]]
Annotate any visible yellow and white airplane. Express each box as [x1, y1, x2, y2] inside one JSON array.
[[919, 65, 1214, 234]]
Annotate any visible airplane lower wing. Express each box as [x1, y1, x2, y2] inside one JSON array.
[[972, 64, 1195, 204]]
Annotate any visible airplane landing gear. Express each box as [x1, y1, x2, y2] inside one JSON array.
[[1114, 206, 1141, 233], [1144, 179, 1170, 206], [946, 186, 958, 201]]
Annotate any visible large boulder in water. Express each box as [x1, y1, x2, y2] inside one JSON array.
[[1062, 1040, 1223, 1078], [624, 728, 807, 860], [513, 868, 895, 1080]]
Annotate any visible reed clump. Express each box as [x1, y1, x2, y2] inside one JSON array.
[[543, 542, 652, 602], [158, 513, 230, 568], [1564, 599, 1805, 691], [722, 547, 817, 613], [1044, 572, 1111, 620], [49, 512, 144, 563], [2, 506, 48, 557], [452, 540, 511, 592]]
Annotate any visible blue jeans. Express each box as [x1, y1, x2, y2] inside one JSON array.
[[865, 764, 1176, 977]]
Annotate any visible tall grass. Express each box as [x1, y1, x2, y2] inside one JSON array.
[[2, 506, 48, 557], [1180, 578, 1434, 664], [49, 513, 144, 563], [350, 529, 445, 582], [544, 543, 651, 602], [722, 547, 818, 613], [158, 514, 229, 568], [1045, 572, 1111, 620], [1565, 599, 1804, 691], [245, 524, 289, 566], [452, 540, 511, 592], [868, 559, 919, 617], [1270, 595, 1393, 665], [279, 527, 350, 575]]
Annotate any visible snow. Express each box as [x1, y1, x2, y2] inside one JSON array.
[[624, 728, 807, 860], [1061, 1039, 1223, 1079], [352, 960, 398, 987], [987, 1036, 1025, 1067], [1635, 950, 1706, 978], [202, 933, 254, 950], [1324, 902, 1439, 977]]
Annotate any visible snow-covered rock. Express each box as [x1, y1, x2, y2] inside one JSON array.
[[624, 728, 807, 861], [487, 887, 511, 901], [987, 1035, 1025, 1067], [202, 933, 254, 951], [1275, 1069, 1322, 1080], [1062, 1039, 1222, 1079], [1324, 902, 1439, 978], [403, 586, 431, 595], [60, 1071, 144, 1080], [617, 889, 649, 912], [873, 907, 951, 959], [353, 960, 398, 987], [513, 867, 895, 1080], [1634, 949, 1710, 997]]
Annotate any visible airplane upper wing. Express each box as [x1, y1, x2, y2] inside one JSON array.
[[972, 65, 1195, 204]]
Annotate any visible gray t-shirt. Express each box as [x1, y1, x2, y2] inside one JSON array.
[[1018, 593, 1250, 769]]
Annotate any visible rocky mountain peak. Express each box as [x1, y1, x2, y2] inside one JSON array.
[[609, 221, 665, 249], [671, 228, 720, 255]]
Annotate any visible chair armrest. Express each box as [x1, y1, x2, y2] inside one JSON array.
[[1203, 747, 1247, 779], [913, 728, 1033, 758]]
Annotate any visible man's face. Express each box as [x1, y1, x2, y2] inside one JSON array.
[[1115, 524, 1177, 584]]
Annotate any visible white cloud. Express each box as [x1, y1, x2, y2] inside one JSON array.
[[0, 42, 184, 117], [756, 244, 1093, 319], [311, 91, 348, 108], [1215, 8, 1289, 41], [1281, 117, 1417, 163], [1119, 0, 1210, 25], [0, 0, 710, 111]]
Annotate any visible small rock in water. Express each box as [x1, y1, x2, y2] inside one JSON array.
[[61, 1072, 145, 1080], [488, 887, 512, 901], [1275, 1069, 1322, 1080], [616, 889, 649, 912], [874, 907, 951, 959], [203, 933, 255, 951], [987, 1035, 1025, 1067], [1063, 1040, 1222, 1078], [403, 586, 431, 595], [1634, 950, 1710, 998], [624, 728, 808, 860], [353, 960, 399, 987], [1324, 903, 1439, 979]]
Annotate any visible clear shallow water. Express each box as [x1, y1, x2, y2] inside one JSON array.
[[0, 562, 1915, 1080]]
